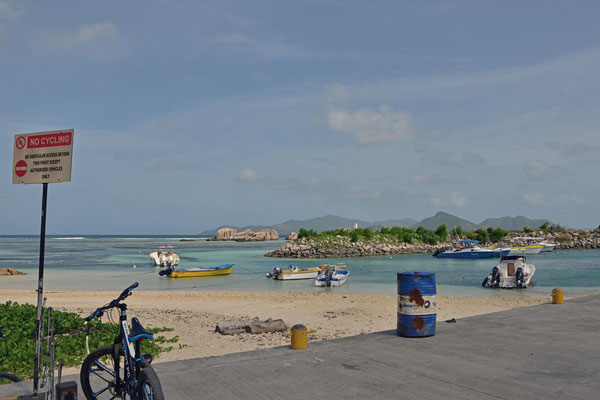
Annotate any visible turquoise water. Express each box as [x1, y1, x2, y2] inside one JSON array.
[[0, 236, 599, 298]]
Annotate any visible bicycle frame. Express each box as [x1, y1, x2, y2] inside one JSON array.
[[113, 305, 145, 399]]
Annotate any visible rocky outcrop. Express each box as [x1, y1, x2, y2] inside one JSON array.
[[0, 268, 26, 276], [211, 227, 279, 241], [286, 232, 298, 240], [265, 229, 600, 258], [265, 238, 442, 258]]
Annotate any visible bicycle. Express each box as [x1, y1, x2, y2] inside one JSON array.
[[80, 282, 165, 399], [0, 327, 22, 384]]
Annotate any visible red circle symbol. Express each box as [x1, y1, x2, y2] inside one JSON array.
[[16, 136, 26, 149], [15, 160, 28, 177]]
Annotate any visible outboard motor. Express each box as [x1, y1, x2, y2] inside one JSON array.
[[158, 266, 174, 277], [432, 247, 447, 257], [515, 267, 524, 289], [325, 268, 334, 287], [267, 266, 282, 279], [490, 266, 500, 288]]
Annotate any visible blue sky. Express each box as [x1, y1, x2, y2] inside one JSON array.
[[2, 0, 599, 234]]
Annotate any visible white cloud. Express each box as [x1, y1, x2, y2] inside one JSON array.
[[522, 193, 584, 207], [328, 105, 415, 145], [545, 141, 600, 158], [461, 153, 487, 166], [210, 32, 307, 59], [43, 22, 119, 52], [429, 192, 467, 208], [523, 160, 566, 181], [237, 169, 258, 183], [409, 175, 447, 185], [0, 0, 21, 21]]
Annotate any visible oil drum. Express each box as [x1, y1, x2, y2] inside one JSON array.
[[397, 271, 436, 337]]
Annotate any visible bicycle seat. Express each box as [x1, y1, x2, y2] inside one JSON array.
[[129, 317, 154, 342]]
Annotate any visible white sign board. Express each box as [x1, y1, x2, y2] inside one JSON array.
[[12, 129, 74, 184]]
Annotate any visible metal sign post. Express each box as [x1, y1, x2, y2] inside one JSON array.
[[12, 129, 74, 395], [33, 183, 48, 393]]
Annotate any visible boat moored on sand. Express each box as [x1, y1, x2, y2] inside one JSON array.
[[482, 256, 535, 289], [315, 265, 349, 287], [266, 265, 321, 280], [158, 263, 234, 278]]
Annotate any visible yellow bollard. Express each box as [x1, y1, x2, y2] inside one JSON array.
[[552, 288, 564, 304], [282, 324, 316, 350]]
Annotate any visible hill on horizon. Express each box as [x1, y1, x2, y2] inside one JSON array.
[[200, 212, 553, 236]]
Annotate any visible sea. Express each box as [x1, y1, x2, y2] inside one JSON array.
[[1, 235, 599, 299]]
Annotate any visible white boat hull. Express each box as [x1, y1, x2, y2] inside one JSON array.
[[150, 251, 180, 267], [275, 271, 319, 280], [483, 256, 535, 289], [506, 246, 543, 255]]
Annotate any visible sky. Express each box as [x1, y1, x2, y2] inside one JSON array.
[[1, 0, 599, 234]]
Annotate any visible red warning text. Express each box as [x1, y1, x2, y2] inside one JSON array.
[[27, 131, 73, 149]]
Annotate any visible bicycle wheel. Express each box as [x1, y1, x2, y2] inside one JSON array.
[[137, 366, 165, 400], [80, 345, 127, 399], [0, 371, 22, 384]]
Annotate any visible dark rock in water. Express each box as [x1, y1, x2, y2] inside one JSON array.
[[179, 239, 195, 242], [0, 268, 26, 276]]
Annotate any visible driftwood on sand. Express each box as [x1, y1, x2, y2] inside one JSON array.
[[215, 317, 287, 335]]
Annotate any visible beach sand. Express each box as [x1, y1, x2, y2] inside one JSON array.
[[0, 289, 548, 374]]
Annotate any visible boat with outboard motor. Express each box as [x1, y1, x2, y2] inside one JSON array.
[[266, 265, 321, 280], [433, 240, 509, 258], [150, 245, 180, 267], [315, 265, 349, 287], [158, 263, 234, 278], [482, 255, 535, 289]]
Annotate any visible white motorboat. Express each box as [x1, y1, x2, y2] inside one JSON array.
[[266, 265, 321, 280], [512, 237, 555, 252], [482, 255, 536, 289], [315, 265, 349, 287], [150, 245, 180, 267]]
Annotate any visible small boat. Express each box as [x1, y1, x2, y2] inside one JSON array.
[[433, 240, 508, 258], [266, 265, 321, 280], [315, 266, 349, 287], [511, 237, 555, 253], [150, 245, 180, 267], [505, 245, 543, 255], [482, 256, 535, 289], [158, 264, 234, 278]]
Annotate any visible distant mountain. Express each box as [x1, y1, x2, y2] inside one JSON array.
[[478, 216, 551, 231], [371, 218, 418, 228], [200, 212, 555, 236], [412, 211, 479, 231]]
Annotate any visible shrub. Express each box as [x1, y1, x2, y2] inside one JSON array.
[[435, 224, 448, 241]]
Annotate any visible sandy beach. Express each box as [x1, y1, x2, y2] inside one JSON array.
[[0, 288, 549, 375]]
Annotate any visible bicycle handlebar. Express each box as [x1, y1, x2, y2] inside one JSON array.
[[85, 282, 139, 321]]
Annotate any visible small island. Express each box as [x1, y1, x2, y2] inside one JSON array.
[[265, 224, 600, 258], [209, 227, 279, 242]]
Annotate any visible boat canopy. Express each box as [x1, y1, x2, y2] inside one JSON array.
[[456, 240, 480, 243]]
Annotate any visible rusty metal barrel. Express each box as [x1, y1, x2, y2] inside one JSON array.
[[397, 271, 436, 337]]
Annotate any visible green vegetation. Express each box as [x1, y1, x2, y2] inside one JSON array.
[[294, 223, 512, 247], [0, 301, 178, 381]]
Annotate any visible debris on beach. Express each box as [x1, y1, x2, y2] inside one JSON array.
[[215, 317, 287, 335]]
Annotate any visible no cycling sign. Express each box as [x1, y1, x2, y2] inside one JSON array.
[[12, 129, 74, 184]]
